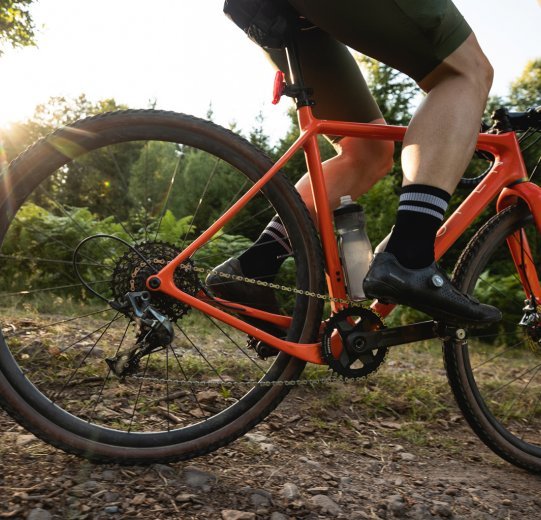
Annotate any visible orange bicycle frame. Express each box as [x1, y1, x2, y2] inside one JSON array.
[[150, 105, 541, 365]]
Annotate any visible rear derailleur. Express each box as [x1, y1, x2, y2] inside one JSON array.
[[106, 291, 175, 378]]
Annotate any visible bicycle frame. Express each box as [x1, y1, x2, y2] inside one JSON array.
[[150, 105, 541, 365]]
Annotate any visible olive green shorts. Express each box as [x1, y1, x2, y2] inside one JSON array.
[[266, 0, 472, 135]]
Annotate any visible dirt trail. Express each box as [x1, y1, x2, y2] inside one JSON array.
[[1, 383, 540, 520]]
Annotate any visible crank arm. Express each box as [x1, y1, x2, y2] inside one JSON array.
[[352, 321, 466, 353]]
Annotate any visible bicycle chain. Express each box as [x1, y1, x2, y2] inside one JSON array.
[[123, 262, 382, 388], [179, 262, 366, 307]]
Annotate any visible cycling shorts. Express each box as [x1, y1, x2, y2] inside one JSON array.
[[265, 0, 472, 136]]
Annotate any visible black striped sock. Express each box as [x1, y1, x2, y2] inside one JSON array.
[[385, 184, 451, 269], [238, 216, 292, 280]]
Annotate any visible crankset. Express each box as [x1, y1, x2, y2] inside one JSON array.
[[321, 307, 388, 379], [106, 291, 175, 378]]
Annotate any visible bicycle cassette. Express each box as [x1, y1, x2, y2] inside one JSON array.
[[321, 307, 387, 379]]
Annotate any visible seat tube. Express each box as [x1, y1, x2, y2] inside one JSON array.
[[302, 130, 348, 308]]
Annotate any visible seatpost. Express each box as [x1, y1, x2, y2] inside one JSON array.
[[284, 24, 314, 108]]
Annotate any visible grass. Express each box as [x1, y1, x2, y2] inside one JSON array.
[[3, 303, 541, 448]]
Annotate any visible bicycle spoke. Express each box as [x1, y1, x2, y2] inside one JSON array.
[[53, 312, 122, 402], [128, 354, 152, 433], [180, 157, 220, 250], [203, 314, 266, 375], [174, 322, 225, 383], [0, 279, 111, 298], [87, 319, 131, 423], [169, 345, 208, 420], [154, 152, 183, 241]]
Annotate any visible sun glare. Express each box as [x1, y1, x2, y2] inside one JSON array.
[[0, 52, 45, 128]]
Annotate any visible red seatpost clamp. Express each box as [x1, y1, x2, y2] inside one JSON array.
[[272, 70, 286, 105]]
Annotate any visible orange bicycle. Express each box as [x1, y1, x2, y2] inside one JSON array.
[[1, 40, 541, 470]]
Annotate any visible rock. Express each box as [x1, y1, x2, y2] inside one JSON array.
[[104, 491, 120, 502], [221, 510, 256, 520], [432, 500, 453, 517], [175, 493, 198, 503], [183, 467, 216, 491], [83, 480, 100, 491], [245, 433, 268, 443], [298, 456, 321, 469], [399, 452, 416, 461], [340, 477, 353, 486], [196, 390, 221, 403], [260, 442, 277, 454], [502, 498, 512, 506], [131, 493, 146, 505], [281, 482, 300, 501], [410, 504, 433, 519], [310, 494, 341, 515], [101, 470, 116, 482], [27, 509, 51, 520], [307, 486, 329, 494], [104, 506, 120, 514], [16, 434, 37, 447], [444, 487, 459, 496], [387, 495, 407, 517], [247, 489, 272, 507], [270, 513, 288, 520]]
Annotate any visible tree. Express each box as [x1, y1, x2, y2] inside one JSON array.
[[509, 59, 541, 111], [0, 0, 36, 54], [3, 95, 127, 161]]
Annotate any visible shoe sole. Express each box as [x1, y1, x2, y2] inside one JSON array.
[[364, 281, 501, 327]]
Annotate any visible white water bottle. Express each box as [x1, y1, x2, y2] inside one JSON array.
[[334, 195, 373, 300]]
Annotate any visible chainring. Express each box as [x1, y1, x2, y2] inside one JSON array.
[[111, 241, 199, 321], [321, 307, 387, 379]]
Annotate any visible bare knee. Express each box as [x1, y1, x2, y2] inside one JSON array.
[[339, 136, 394, 187], [420, 34, 494, 99]]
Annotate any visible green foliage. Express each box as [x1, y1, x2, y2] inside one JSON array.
[[0, 0, 36, 54], [509, 60, 541, 111], [0, 203, 127, 306]]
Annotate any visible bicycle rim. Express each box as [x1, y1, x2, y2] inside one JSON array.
[[0, 110, 324, 463], [445, 203, 541, 472]]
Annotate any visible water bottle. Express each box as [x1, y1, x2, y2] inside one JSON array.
[[333, 195, 373, 300]]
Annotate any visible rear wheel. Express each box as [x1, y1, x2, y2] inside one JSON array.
[[445, 204, 541, 472], [0, 110, 324, 463]]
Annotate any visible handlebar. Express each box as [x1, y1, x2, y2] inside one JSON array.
[[490, 106, 541, 133]]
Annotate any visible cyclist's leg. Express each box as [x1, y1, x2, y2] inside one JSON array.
[[403, 33, 493, 193], [289, 0, 499, 323]]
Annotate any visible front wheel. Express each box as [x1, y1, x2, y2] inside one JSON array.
[[0, 110, 324, 463], [445, 203, 541, 472]]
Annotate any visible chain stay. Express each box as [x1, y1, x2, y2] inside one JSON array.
[[125, 263, 378, 387]]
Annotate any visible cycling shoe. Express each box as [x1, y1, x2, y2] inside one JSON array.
[[363, 252, 502, 325]]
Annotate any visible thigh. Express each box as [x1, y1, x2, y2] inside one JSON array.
[[266, 26, 383, 131], [288, 0, 472, 83]]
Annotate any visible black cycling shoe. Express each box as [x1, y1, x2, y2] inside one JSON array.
[[205, 258, 283, 355], [363, 252, 502, 325]]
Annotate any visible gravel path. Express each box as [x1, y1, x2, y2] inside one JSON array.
[[1, 385, 540, 520]]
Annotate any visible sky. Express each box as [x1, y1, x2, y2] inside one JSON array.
[[0, 0, 540, 139]]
